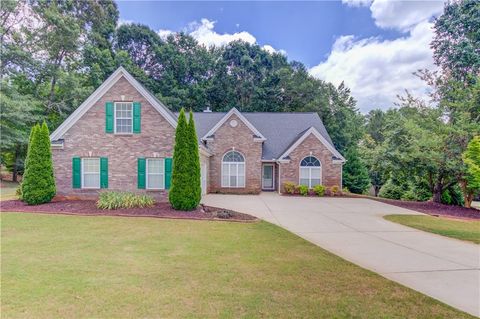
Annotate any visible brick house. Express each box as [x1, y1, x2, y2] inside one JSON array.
[[50, 67, 345, 198]]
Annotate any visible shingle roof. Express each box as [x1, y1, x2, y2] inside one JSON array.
[[180, 111, 335, 160]]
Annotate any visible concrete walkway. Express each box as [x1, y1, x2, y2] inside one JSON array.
[[202, 193, 480, 317]]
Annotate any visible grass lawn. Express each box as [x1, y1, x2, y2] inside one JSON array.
[[2, 213, 474, 318], [0, 180, 18, 201], [385, 214, 480, 244]]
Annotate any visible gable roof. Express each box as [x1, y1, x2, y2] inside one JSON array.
[[50, 66, 177, 141], [189, 111, 342, 161], [200, 108, 266, 141]]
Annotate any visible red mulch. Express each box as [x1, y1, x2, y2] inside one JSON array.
[[370, 197, 480, 220], [0, 200, 257, 222]]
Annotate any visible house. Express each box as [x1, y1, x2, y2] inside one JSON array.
[[50, 67, 345, 198]]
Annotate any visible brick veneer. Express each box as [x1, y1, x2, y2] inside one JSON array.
[[279, 134, 342, 192], [206, 114, 263, 194], [52, 76, 175, 199]]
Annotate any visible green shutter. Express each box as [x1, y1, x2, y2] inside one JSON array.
[[72, 157, 81, 188], [165, 157, 172, 189], [138, 158, 146, 189], [100, 157, 108, 188], [105, 102, 114, 133], [133, 102, 141, 133]]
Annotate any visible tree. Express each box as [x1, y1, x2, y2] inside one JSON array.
[[342, 147, 370, 194], [461, 136, 480, 208], [169, 109, 200, 210], [187, 111, 202, 206], [432, 0, 480, 82], [21, 122, 56, 205]]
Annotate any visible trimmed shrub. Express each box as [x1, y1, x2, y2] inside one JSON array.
[[441, 185, 464, 206], [378, 179, 404, 200], [169, 109, 201, 210], [297, 185, 308, 196], [283, 182, 296, 194], [97, 191, 155, 209], [330, 185, 340, 196], [313, 184, 326, 196], [21, 122, 56, 205], [400, 189, 417, 201]]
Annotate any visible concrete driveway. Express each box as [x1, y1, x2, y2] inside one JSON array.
[[202, 193, 480, 317]]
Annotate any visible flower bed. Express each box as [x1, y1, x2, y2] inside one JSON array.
[[0, 199, 257, 222]]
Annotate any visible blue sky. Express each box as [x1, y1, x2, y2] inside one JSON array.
[[116, 0, 446, 112]]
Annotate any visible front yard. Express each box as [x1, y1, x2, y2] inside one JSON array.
[[1, 212, 473, 318], [385, 214, 480, 244]]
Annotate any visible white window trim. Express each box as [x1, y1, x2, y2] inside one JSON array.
[[81, 157, 100, 189], [299, 156, 322, 189], [146, 158, 165, 190], [221, 151, 246, 188], [114, 101, 133, 134]]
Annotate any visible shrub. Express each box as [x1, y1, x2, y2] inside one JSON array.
[[283, 182, 296, 194], [297, 184, 309, 196], [330, 185, 340, 196], [169, 109, 201, 211], [313, 184, 326, 196], [21, 122, 56, 205], [16, 182, 22, 199], [441, 185, 464, 206], [378, 179, 404, 200], [97, 191, 155, 209], [400, 189, 417, 201]]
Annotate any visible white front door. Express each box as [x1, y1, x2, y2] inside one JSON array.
[[201, 162, 207, 195]]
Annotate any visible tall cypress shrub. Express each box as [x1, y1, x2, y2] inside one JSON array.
[[169, 108, 198, 210], [187, 110, 202, 206], [22, 122, 56, 205]]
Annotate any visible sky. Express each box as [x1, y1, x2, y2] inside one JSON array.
[[116, 0, 446, 113]]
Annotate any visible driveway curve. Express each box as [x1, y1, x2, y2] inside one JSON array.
[[202, 193, 480, 317]]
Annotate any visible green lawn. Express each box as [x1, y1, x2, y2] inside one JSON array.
[[2, 213, 474, 318], [385, 215, 480, 244], [0, 180, 18, 201]]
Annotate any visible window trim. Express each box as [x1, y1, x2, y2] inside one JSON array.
[[114, 101, 133, 134], [221, 151, 246, 188], [299, 156, 322, 189], [146, 158, 165, 190], [81, 157, 100, 189]]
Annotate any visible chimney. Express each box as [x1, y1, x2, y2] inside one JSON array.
[[203, 107, 212, 113]]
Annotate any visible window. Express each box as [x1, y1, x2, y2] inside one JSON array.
[[147, 158, 165, 189], [114, 102, 133, 133], [82, 158, 100, 188], [299, 156, 321, 188], [222, 151, 245, 188]]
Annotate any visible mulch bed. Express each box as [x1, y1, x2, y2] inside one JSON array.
[[0, 199, 257, 222], [370, 197, 480, 220]]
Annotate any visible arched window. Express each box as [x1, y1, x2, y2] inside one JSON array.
[[299, 156, 321, 188], [222, 151, 245, 188]]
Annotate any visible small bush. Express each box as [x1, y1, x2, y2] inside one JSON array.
[[330, 185, 340, 196], [313, 184, 326, 196], [378, 179, 404, 200], [283, 182, 296, 194], [297, 185, 308, 196], [400, 189, 417, 201], [16, 183, 23, 199], [97, 192, 155, 210]]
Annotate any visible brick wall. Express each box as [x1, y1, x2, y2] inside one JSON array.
[[206, 114, 263, 194], [52, 76, 175, 199], [279, 134, 342, 192]]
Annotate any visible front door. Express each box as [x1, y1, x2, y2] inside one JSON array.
[[262, 164, 274, 190]]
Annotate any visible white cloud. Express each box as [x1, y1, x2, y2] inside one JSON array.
[[370, 0, 444, 31], [342, 0, 372, 7], [117, 19, 134, 27], [157, 29, 173, 40], [310, 21, 436, 112], [188, 18, 256, 47], [262, 44, 287, 55]]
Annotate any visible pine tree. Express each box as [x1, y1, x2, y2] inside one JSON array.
[[21, 122, 56, 205], [169, 108, 200, 210], [343, 147, 370, 194], [187, 110, 202, 206]]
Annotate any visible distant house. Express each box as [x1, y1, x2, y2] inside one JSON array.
[[50, 67, 345, 198]]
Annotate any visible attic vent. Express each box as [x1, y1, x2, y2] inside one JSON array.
[[203, 107, 212, 113]]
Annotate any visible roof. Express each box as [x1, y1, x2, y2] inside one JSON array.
[[183, 111, 337, 160]]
